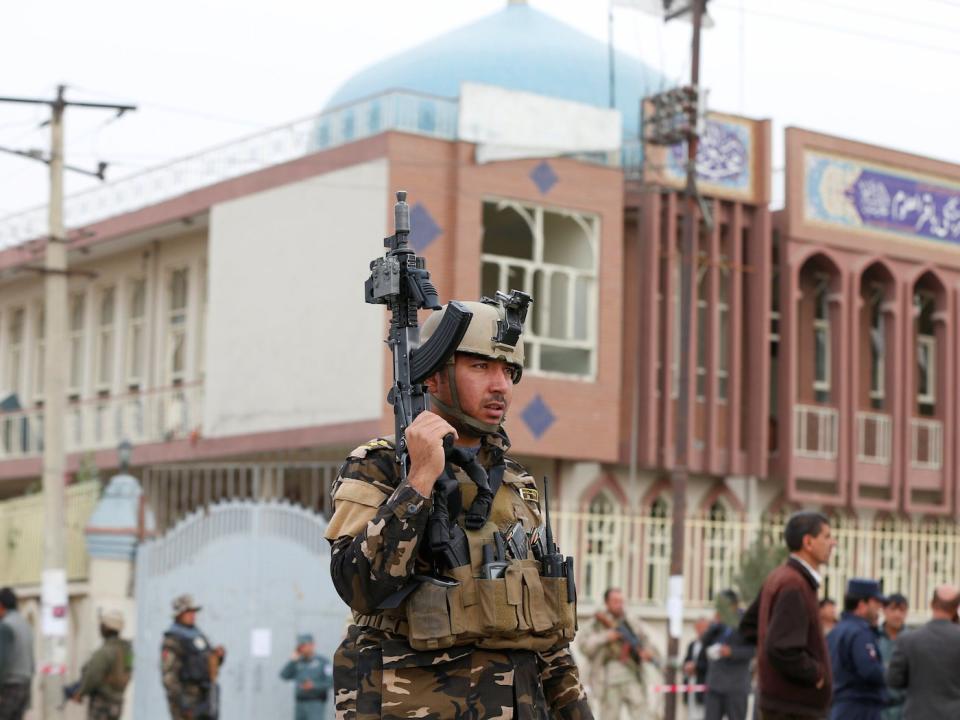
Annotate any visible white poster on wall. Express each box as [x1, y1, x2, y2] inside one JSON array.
[[458, 82, 622, 164], [41, 569, 68, 637]]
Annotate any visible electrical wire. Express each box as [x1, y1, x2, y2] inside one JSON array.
[[712, 1, 960, 57], [791, 0, 960, 36]]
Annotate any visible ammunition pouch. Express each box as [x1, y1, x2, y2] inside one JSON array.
[[403, 558, 577, 652]]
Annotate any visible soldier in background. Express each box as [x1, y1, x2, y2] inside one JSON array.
[[161, 594, 225, 720], [580, 587, 660, 719], [0, 587, 33, 720], [71, 609, 133, 720], [279, 633, 332, 720]]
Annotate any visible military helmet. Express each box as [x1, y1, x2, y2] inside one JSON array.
[[420, 290, 532, 435], [171, 594, 202, 617], [100, 609, 125, 632], [420, 291, 531, 379]]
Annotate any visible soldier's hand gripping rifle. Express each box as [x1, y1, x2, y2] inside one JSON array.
[[364, 191, 473, 481]]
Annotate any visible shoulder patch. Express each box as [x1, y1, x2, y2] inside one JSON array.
[[348, 438, 395, 459], [333, 478, 389, 508], [519, 487, 539, 503]]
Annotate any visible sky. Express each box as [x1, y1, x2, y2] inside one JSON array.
[[1, 0, 959, 218]]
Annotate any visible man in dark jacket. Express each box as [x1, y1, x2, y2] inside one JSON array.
[[886, 584, 960, 720], [740, 511, 836, 720], [827, 579, 887, 720], [702, 590, 755, 720]]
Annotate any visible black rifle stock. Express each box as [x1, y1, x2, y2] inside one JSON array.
[[365, 191, 472, 479]]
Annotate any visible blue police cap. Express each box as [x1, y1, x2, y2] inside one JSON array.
[[847, 578, 887, 603], [296, 633, 314, 646]]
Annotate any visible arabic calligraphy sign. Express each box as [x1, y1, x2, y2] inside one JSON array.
[[804, 150, 960, 246], [643, 112, 766, 204]]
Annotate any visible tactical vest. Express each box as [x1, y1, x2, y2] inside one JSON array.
[[355, 447, 578, 652], [165, 624, 213, 684]]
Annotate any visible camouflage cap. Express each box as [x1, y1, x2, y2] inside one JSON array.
[[171, 593, 202, 617], [100, 609, 125, 632], [296, 633, 314, 646]]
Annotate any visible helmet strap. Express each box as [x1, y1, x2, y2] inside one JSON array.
[[428, 364, 502, 436]]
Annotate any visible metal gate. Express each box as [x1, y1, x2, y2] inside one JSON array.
[[133, 500, 343, 720]]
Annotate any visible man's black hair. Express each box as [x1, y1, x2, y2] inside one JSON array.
[[604, 587, 622, 603], [819, 597, 836, 608], [844, 594, 865, 613], [783, 511, 830, 552], [0, 587, 17, 610], [718, 589, 739, 606]]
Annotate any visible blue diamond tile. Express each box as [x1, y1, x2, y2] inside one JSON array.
[[530, 161, 558, 195], [409, 203, 441, 252], [521, 394, 556, 439]]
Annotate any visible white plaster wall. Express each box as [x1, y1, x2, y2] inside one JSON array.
[[205, 160, 388, 437]]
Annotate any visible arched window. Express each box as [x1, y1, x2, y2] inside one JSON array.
[[584, 493, 619, 603], [813, 274, 831, 403], [704, 500, 734, 602], [645, 496, 670, 603]]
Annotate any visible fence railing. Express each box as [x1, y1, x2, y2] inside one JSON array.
[[0, 480, 100, 586], [142, 461, 341, 532], [557, 510, 960, 616], [910, 418, 943, 470], [857, 411, 892, 464], [0, 382, 203, 461], [794, 404, 838, 459]]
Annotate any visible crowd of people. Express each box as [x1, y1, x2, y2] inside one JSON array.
[[578, 511, 960, 720], [0, 588, 331, 720]]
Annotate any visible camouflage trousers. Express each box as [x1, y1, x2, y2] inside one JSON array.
[[0, 682, 29, 720], [87, 694, 123, 720], [332, 626, 595, 720], [167, 685, 216, 720]]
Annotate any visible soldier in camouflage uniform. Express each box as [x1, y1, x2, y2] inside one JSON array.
[[326, 297, 593, 720], [161, 594, 225, 719], [71, 609, 133, 720]]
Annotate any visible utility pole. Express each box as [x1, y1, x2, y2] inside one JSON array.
[[641, 1, 708, 718], [0, 86, 135, 719]]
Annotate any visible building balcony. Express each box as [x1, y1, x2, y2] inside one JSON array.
[[910, 418, 943, 471], [856, 411, 892, 465], [0, 382, 203, 462], [794, 404, 838, 460]]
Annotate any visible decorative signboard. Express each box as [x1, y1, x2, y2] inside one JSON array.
[[643, 112, 768, 205], [804, 149, 960, 246]]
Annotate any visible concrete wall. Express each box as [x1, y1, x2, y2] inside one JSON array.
[[204, 160, 388, 438]]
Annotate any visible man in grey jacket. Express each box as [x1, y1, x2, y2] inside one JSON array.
[[0, 587, 34, 720], [702, 590, 755, 720], [886, 584, 960, 720]]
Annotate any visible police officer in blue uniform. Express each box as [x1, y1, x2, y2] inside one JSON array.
[[280, 633, 332, 720], [827, 578, 888, 720]]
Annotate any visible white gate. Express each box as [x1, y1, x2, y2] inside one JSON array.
[[133, 500, 344, 720]]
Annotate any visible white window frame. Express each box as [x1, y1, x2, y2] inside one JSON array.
[[717, 259, 730, 403], [696, 259, 708, 402], [126, 278, 147, 388], [917, 334, 936, 406], [68, 293, 86, 396], [166, 268, 189, 386], [479, 198, 599, 380], [7, 308, 24, 398], [95, 286, 116, 392], [812, 274, 831, 397], [32, 304, 44, 401], [868, 285, 886, 404]]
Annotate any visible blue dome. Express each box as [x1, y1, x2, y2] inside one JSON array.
[[324, 3, 667, 139]]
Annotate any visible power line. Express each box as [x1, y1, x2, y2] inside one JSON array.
[[791, 0, 960, 36], [713, 1, 960, 57]]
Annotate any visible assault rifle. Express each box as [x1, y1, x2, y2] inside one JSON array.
[[365, 191, 473, 479]]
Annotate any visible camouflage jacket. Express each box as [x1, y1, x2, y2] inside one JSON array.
[[325, 432, 593, 720], [76, 637, 132, 705]]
